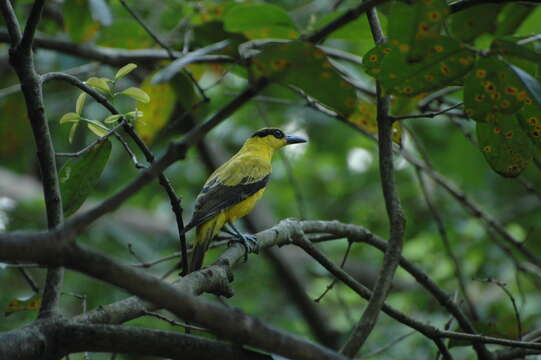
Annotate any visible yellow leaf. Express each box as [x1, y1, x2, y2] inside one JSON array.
[[115, 63, 138, 80], [135, 76, 176, 144], [121, 87, 150, 103], [60, 112, 80, 124]]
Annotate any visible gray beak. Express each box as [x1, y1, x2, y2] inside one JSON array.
[[286, 135, 307, 145]]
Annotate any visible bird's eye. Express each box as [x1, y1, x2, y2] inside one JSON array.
[[273, 130, 284, 139]]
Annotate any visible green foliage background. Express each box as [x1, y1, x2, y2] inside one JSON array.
[[1, 0, 541, 359]]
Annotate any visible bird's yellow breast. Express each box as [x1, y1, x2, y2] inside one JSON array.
[[224, 188, 266, 222]]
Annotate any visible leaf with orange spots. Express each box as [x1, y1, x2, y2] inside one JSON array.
[[517, 103, 541, 148], [5, 295, 41, 317], [224, 3, 298, 40], [477, 112, 532, 177], [448, 4, 504, 43], [464, 57, 539, 122], [135, 74, 177, 145], [362, 43, 396, 79], [388, 0, 449, 62], [251, 41, 358, 118], [375, 37, 474, 97]]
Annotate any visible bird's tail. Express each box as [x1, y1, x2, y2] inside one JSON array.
[[188, 219, 219, 273]]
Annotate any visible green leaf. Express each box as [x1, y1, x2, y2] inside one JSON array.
[[448, 4, 504, 43], [224, 3, 298, 40], [121, 87, 150, 103], [477, 112, 532, 177], [495, 3, 534, 36], [491, 38, 541, 64], [104, 114, 122, 124], [135, 74, 176, 144], [374, 37, 475, 97], [5, 295, 41, 317], [115, 63, 138, 81], [86, 77, 110, 94], [63, 0, 100, 42], [96, 19, 154, 49], [59, 140, 112, 216], [69, 122, 79, 144], [251, 41, 357, 118], [464, 57, 539, 122], [387, 0, 449, 62], [76, 93, 87, 115], [60, 112, 80, 124]]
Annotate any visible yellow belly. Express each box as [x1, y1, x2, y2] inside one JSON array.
[[224, 188, 266, 222], [195, 188, 266, 245]]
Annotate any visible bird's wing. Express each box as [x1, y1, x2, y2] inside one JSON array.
[[185, 156, 271, 231]]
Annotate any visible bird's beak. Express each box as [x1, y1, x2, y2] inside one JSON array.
[[286, 135, 307, 145]]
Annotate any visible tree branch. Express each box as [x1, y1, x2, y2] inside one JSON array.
[[1, 0, 65, 319], [0, 0, 22, 44], [340, 8, 406, 357], [0, 30, 235, 67], [57, 324, 271, 360], [0, 228, 347, 360]]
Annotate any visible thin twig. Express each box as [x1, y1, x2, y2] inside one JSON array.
[[119, 0, 174, 59], [16, 264, 40, 293], [477, 278, 523, 340], [392, 103, 464, 121], [142, 310, 208, 332], [358, 331, 416, 359], [56, 119, 127, 157], [314, 240, 352, 302]]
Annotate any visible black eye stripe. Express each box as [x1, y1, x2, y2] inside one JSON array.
[[252, 128, 284, 139]]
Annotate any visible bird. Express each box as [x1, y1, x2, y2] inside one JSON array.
[[183, 128, 307, 272]]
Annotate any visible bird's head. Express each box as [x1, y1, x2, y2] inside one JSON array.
[[246, 128, 307, 150]]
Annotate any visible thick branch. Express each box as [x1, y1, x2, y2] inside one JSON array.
[[57, 324, 271, 360], [1, 0, 64, 318]]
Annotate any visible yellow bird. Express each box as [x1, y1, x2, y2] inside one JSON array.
[[184, 128, 307, 272]]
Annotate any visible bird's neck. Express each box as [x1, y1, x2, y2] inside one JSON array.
[[238, 141, 275, 162]]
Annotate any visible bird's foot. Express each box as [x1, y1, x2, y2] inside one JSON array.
[[228, 233, 259, 262]]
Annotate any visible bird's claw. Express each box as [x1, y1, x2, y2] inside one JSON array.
[[228, 233, 259, 262]]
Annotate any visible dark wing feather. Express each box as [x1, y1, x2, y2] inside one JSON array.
[[184, 174, 270, 231]]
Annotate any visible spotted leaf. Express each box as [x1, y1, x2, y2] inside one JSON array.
[[464, 57, 538, 121], [251, 40, 358, 118], [477, 112, 532, 177], [377, 37, 474, 97], [448, 4, 504, 42], [388, 0, 449, 62], [517, 103, 541, 148]]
